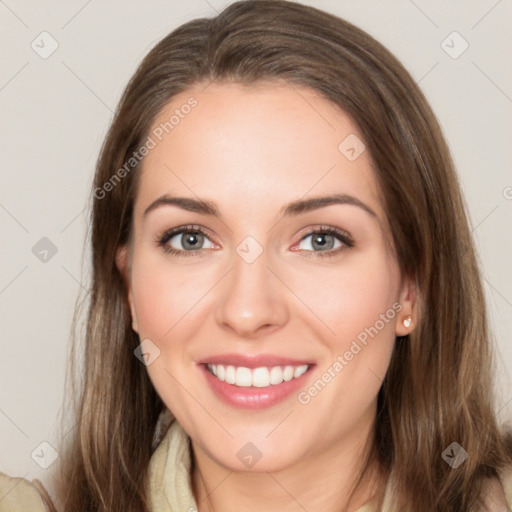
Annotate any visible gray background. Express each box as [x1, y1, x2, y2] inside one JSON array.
[[1, 0, 511, 495]]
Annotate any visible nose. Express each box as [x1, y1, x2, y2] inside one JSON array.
[[215, 245, 290, 339]]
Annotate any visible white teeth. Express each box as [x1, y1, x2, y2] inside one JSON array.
[[283, 366, 294, 381], [269, 366, 283, 385], [206, 363, 309, 388], [235, 367, 252, 387], [252, 367, 269, 388], [294, 365, 308, 378], [225, 365, 236, 384]]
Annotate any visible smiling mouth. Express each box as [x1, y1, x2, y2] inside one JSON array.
[[206, 363, 311, 388]]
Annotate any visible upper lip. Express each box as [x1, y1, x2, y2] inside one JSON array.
[[197, 353, 314, 368]]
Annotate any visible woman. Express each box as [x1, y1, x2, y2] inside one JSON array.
[[2, 1, 511, 510]]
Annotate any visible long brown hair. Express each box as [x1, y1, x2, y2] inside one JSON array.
[[53, 1, 512, 510]]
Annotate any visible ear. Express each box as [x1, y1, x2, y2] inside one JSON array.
[[395, 275, 417, 337], [115, 245, 139, 334]]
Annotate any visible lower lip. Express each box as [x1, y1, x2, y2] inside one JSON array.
[[199, 364, 314, 410]]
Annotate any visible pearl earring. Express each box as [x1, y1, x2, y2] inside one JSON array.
[[403, 315, 412, 328]]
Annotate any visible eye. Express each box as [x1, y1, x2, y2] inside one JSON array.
[[294, 226, 354, 257], [155, 224, 354, 258], [156, 225, 215, 257]]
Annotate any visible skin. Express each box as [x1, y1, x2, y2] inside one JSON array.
[[116, 81, 416, 512]]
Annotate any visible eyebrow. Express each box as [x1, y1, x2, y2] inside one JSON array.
[[143, 193, 377, 219]]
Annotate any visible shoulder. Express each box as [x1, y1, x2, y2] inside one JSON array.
[[0, 471, 56, 512], [498, 464, 512, 511], [482, 465, 512, 512], [379, 466, 512, 512]]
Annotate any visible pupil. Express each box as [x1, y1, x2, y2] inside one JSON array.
[[183, 232, 202, 250], [313, 234, 333, 251]]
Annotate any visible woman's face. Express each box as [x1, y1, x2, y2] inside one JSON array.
[[117, 81, 415, 471]]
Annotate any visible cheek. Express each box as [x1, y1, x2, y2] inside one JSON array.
[[291, 253, 399, 421], [129, 256, 216, 416], [289, 249, 400, 349], [131, 255, 214, 340]]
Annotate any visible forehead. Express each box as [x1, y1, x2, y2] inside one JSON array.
[[134, 81, 384, 222]]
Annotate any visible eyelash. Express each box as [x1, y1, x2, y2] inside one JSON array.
[[154, 224, 354, 258]]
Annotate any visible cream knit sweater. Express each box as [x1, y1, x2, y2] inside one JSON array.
[[1, 415, 512, 511]]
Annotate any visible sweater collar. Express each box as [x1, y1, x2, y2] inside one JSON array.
[[148, 412, 197, 512]]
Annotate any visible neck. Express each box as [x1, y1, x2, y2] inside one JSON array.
[[191, 422, 385, 512]]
